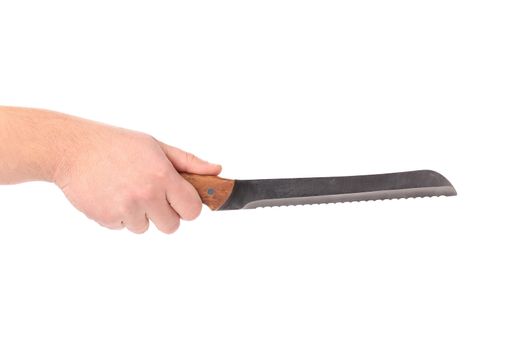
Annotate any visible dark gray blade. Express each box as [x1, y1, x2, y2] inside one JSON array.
[[219, 170, 456, 210]]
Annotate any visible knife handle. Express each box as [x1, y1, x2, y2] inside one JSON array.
[[180, 173, 235, 211]]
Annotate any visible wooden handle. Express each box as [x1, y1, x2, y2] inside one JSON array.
[[181, 173, 235, 210]]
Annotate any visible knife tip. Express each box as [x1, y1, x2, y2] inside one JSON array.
[[421, 169, 457, 196]]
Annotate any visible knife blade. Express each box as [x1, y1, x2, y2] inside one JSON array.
[[181, 170, 456, 211]]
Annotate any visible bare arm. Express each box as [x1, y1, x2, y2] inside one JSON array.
[[0, 106, 221, 233]]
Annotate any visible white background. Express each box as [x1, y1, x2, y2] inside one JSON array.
[[0, 1, 504, 349]]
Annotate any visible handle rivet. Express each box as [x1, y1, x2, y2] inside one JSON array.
[[207, 188, 215, 196]]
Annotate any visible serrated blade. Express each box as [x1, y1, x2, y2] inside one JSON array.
[[218, 170, 456, 210]]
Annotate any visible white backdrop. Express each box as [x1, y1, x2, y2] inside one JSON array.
[[1, 1, 504, 349]]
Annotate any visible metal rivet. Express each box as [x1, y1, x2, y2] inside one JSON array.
[[207, 188, 215, 196]]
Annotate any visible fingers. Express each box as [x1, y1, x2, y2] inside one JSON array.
[[114, 173, 201, 234], [100, 221, 124, 231], [123, 212, 150, 234], [165, 172, 203, 221], [120, 185, 197, 234], [146, 196, 181, 234], [157, 142, 222, 176]]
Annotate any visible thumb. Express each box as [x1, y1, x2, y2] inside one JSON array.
[[157, 142, 222, 175]]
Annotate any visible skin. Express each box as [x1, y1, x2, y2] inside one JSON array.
[[0, 106, 221, 234]]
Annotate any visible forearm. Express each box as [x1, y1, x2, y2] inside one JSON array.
[[0, 106, 72, 184]]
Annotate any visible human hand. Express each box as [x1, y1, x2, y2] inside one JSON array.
[[53, 119, 221, 234]]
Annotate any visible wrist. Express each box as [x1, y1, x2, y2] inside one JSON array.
[[26, 108, 75, 185], [46, 112, 88, 188]]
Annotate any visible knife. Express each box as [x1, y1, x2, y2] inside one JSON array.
[[181, 170, 456, 210]]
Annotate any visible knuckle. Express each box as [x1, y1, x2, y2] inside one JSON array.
[[98, 221, 117, 230], [125, 184, 158, 205], [117, 201, 134, 217], [149, 163, 173, 181], [99, 212, 121, 228], [185, 152, 196, 165], [138, 183, 158, 202], [153, 166, 172, 180], [181, 201, 202, 221], [162, 218, 180, 234], [129, 223, 149, 234]]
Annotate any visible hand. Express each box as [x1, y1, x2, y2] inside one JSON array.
[[53, 120, 221, 234]]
